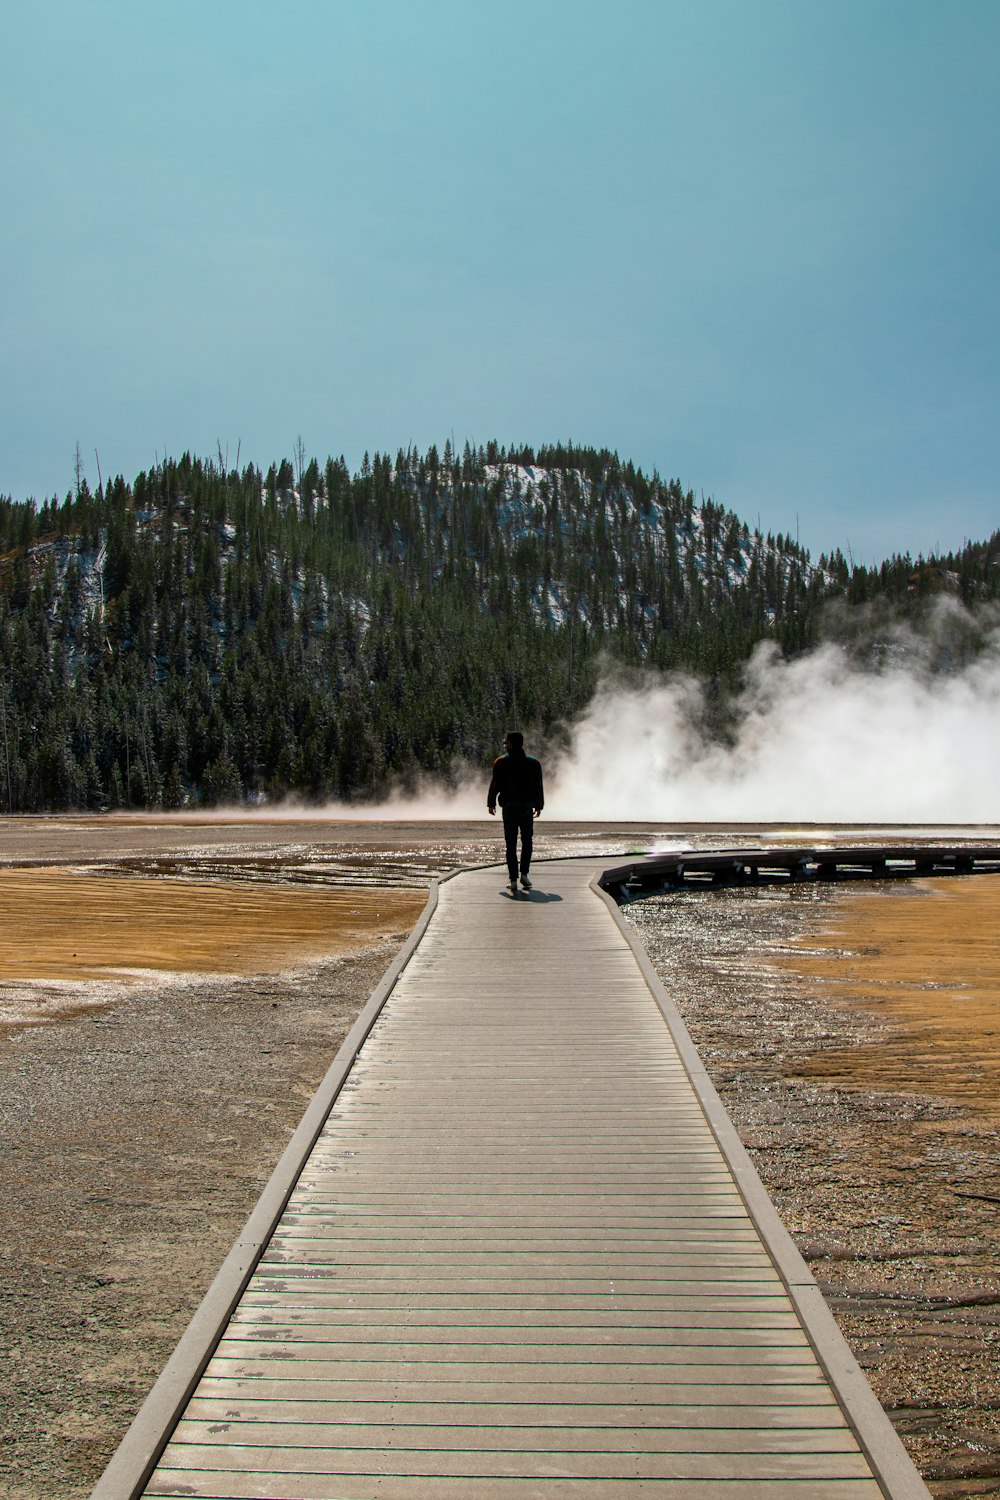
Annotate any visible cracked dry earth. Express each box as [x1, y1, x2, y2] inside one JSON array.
[[625, 878, 1000, 1499]]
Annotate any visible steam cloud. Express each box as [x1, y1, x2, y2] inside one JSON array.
[[181, 608, 1000, 825], [548, 638, 1000, 823], [350, 620, 1000, 824]]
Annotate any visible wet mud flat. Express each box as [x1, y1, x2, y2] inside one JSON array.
[[625, 880, 1000, 1498]]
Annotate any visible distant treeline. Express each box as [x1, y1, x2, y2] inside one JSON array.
[[1, 440, 998, 812]]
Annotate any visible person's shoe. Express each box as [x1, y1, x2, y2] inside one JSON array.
[[520, 875, 532, 890], [509, 880, 518, 895]]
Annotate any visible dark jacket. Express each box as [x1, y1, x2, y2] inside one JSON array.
[[488, 748, 544, 811]]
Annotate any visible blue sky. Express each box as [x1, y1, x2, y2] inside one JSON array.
[[3, 0, 998, 563]]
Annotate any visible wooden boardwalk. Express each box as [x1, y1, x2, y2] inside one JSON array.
[[102, 858, 929, 1499]]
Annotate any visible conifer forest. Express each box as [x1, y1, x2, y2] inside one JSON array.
[[1, 440, 998, 812]]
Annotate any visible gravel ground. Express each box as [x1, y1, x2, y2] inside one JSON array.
[[624, 883, 1000, 1499]]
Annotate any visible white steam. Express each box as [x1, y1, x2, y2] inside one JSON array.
[[548, 636, 1000, 822]]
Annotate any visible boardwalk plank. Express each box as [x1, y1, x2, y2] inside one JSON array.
[[233, 1306, 805, 1329], [181, 1398, 853, 1429], [189, 1377, 841, 1405], [244, 1276, 786, 1296], [211, 1340, 821, 1367], [165, 1419, 863, 1453], [228, 1318, 811, 1346], [154, 1443, 875, 1478], [203, 1357, 829, 1386], [146, 1473, 885, 1499]]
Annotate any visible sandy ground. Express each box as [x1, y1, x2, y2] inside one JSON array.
[[1, 817, 998, 1498]]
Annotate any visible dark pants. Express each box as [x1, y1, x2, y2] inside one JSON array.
[[502, 804, 534, 882]]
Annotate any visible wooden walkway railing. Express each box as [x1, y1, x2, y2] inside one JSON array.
[[94, 858, 930, 1499]]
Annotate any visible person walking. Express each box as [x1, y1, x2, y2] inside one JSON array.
[[487, 732, 544, 895]]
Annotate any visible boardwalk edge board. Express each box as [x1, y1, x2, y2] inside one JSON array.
[[590, 872, 930, 1500], [89, 878, 444, 1500]]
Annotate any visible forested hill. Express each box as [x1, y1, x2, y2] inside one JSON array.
[[1, 440, 997, 812]]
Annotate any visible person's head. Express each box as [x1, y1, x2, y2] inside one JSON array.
[[504, 731, 524, 754]]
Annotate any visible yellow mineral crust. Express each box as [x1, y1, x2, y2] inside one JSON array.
[[776, 877, 1000, 1112], [0, 867, 426, 983]]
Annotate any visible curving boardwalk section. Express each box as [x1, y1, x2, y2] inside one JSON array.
[[128, 859, 928, 1498]]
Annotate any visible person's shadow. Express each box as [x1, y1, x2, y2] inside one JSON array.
[[503, 888, 563, 902]]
